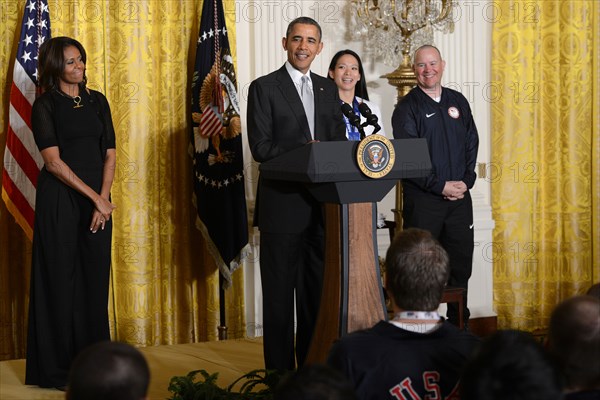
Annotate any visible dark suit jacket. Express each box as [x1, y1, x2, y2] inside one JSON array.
[[248, 65, 346, 233]]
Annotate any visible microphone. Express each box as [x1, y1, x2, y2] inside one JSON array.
[[341, 102, 365, 139], [358, 102, 381, 135]]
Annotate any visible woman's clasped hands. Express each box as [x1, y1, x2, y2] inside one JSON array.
[[90, 196, 116, 233]]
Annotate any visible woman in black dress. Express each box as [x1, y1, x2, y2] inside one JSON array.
[[25, 36, 116, 390]]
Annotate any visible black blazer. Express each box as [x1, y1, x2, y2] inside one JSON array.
[[248, 65, 346, 233]]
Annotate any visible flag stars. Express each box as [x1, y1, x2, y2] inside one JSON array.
[[21, 51, 32, 63], [25, 18, 34, 29], [36, 35, 46, 47], [195, 174, 241, 189], [23, 34, 33, 47], [223, 65, 234, 76], [198, 26, 227, 44], [26, 1, 35, 13], [38, 19, 48, 30]]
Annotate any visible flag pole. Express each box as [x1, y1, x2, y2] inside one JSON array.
[[191, 0, 247, 342], [218, 274, 228, 340]]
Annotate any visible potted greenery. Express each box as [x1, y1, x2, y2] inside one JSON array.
[[168, 368, 285, 400]]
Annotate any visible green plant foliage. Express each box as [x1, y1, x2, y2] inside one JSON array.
[[167, 368, 286, 400]]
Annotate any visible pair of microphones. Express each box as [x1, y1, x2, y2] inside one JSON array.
[[340, 101, 382, 140]]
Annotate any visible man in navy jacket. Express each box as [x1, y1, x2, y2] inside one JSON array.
[[328, 228, 479, 399], [392, 45, 479, 327]]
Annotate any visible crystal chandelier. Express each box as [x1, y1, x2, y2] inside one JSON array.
[[351, 0, 455, 68]]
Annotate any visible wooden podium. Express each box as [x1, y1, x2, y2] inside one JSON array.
[[259, 138, 431, 364]]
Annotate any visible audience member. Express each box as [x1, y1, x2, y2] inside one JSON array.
[[272, 363, 357, 400], [327, 228, 479, 399], [547, 295, 600, 400], [586, 282, 600, 299], [66, 341, 150, 400], [461, 329, 562, 400]]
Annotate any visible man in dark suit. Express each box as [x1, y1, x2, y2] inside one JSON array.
[[247, 16, 346, 370]]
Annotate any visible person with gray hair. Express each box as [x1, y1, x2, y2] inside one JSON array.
[[327, 228, 479, 399], [66, 341, 150, 400]]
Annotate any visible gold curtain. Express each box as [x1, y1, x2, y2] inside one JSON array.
[[491, 0, 599, 330], [0, 0, 246, 360]]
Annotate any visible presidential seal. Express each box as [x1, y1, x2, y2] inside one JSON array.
[[356, 135, 395, 178]]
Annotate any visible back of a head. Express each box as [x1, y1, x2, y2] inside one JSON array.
[[272, 364, 357, 400], [460, 330, 562, 400], [586, 283, 600, 299], [67, 341, 150, 400], [548, 295, 600, 391], [385, 228, 449, 311]]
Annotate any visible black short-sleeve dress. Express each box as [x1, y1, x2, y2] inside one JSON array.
[[25, 88, 116, 388]]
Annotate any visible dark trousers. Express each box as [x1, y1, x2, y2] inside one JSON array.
[[402, 191, 474, 325], [26, 170, 111, 387], [259, 222, 325, 370]]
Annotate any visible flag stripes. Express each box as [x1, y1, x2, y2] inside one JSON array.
[[1, 0, 50, 240], [200, 106, 222, 137]]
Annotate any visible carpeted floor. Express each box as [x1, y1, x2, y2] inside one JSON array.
[[0, 338, 265, 400]]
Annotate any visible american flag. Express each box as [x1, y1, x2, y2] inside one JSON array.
[[2, 0, 50, 240]]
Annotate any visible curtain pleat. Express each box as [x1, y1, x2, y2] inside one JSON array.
[[491, 0, 599, 330]]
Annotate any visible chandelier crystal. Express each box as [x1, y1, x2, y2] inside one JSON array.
[[351, 0, 455, 67]]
